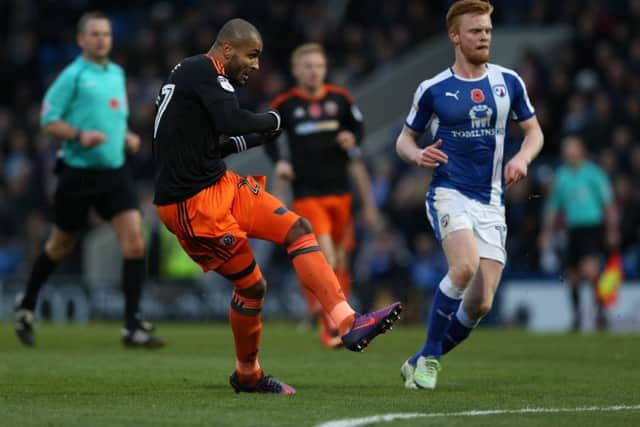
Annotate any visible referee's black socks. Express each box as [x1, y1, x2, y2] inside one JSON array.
[[123, 258, 145, 329], [20, 251, 58, 311]]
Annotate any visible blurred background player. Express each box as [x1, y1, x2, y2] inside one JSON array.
[[266, 43, 379, 348], [539, 135, 618, 331], [14, 11, 164, 348], [152, 18, 401, 394], [396, 0, 544, 389]]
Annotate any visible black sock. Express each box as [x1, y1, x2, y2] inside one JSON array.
[[571, 286, 580, 322], [123, 258, 145, 329], [20, 252, 58, 311]]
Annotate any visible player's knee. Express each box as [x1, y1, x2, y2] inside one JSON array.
[[449, 260, 478, 285], [235, 277, 267, 299], [283, 217, 313, 247], [45, 234, 77, 261], [121, 233, 145, 258], [580, 258, 600, 282], [466, 298, 493, 319], [475, 300, 493, 318]]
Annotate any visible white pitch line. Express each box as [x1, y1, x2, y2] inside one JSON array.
[[315, 404, 640, 427]]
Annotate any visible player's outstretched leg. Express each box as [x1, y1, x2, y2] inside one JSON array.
[[284, 222, 402, 352], [341, 302, 403, 352]]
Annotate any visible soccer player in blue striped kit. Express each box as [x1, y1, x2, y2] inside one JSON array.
[[396, 0, 544, 389]]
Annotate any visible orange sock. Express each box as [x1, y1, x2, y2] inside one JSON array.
[[229, 291, 263, 385], [300, 285, 320, 316], [287, 234, 355, 333], [335, 266, 352, 300], [319, 310, 338, 332]]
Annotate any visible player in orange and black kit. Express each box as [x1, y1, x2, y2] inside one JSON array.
[[266, 43, 379, 348], [152, 19, 401, 395]]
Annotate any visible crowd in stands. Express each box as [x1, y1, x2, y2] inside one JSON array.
[[2, 1, 639, 314]]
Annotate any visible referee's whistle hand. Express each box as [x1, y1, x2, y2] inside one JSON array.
[[80, 131, 107, 148]]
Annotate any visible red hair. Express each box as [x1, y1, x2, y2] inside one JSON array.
[[446, 0, 494, 32]]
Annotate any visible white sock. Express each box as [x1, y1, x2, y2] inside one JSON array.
[[439, 275, 465, 299], [456, 305, 480, 328]]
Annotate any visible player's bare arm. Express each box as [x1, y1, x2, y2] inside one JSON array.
[[125, 129, 141, 153], [349, 160, 379, 228], [505, 115, 544, 189], [42, 119, 107, 148], [336, 130, 356, 151], [396, 125, 448, 168], [275, 160, 295, 180]]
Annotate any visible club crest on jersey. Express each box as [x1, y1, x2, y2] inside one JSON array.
[[217, 76, 235, 92], [471, 88, 485, 103], [440, 214, 450, 228], [293, 107, 306, 118], [220, 233, 236, 247], [308, 103, 322, 118], [493, 84, 507, 98], [324, 100, 339, 116], [469, 105, 493, 128]]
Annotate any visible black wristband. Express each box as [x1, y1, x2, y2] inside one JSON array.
[[74, 128, 83, 141]]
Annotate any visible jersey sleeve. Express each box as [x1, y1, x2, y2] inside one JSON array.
[[593, 166, 613, 206], [40, 66, 77, 127], [190, 62, 278, 134], [508, 72, 535, 122], [264, 97, 284, 162], [342, 94, 364, 145], [404, 81, 434, 132]]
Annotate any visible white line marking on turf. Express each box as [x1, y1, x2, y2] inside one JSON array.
[[315, 405, 640, 427]]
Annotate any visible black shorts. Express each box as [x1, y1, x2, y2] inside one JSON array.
[[53, 163, 140, 232], [565, 225, 604, 268]]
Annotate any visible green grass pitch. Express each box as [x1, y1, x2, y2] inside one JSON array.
[[1, 322, 639, 426]]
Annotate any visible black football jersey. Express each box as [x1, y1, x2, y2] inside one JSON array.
[[153, 54, 278, 205], [267, 84, 364, 198]]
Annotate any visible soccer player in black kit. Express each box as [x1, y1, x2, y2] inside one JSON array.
[[152, 18, 402, 394], [267, 43, 379, 348]]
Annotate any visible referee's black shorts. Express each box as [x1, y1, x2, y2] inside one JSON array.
[[53, 163, 140, 232], [565, 225, 604, 268]]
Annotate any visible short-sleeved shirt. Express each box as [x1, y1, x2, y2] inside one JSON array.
[[546, 161, 613, 227], [405, 63, 535, 206], [41, 56, 128, 169]]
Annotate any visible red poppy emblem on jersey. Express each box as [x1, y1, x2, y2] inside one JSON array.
[[109, 98, 119, 109], [308, 103, 322, 118], [471, 89, 485, 103]]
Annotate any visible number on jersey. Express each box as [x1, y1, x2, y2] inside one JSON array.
[[153, 84, 175, 139]]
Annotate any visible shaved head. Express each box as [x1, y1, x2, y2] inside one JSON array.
[[214, 18, 262, 47], [209, 18, 263, 85]]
